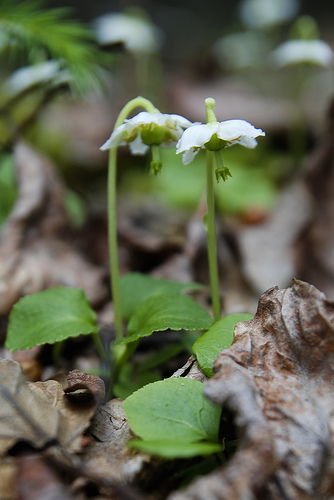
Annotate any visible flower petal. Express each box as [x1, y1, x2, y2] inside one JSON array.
[[129, 134, 149, 155], [176, 124, 218, 153], [216, 120, 265, 143], [270, 39, 334, 68], [181, 148, 201, 165], [169, 114, 194, 129], [100, 123, 129, 150]]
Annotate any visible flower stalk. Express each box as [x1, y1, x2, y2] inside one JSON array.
[[106, 96, 159, 339], [205, 98, 221, 321]]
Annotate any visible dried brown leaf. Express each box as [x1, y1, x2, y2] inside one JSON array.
[[16, 454, 75, 500], [0, 141, 107, 315], [0, 359, 102, 456], [168, 279, 334, 500], [84, 399, 151, 484]]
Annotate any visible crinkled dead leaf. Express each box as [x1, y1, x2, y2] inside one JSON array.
[[0, 141, 107, 315], [0, 359, 103, 456], [84, 398, 151, 483], [168, 279, 334, 500]]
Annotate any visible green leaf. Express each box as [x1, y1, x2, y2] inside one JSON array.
[[193, 314, 253, 377], [5, 286, 99, 351], [120, 272, 204, 321], [127, 439, 222, 459], [117, 292, 213, 344], [123, 377, 222, 458]]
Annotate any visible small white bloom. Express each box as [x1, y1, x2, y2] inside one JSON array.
[[100, 111, 193, 154], [240, 0, 299, 29], [94, 12, 163, 54], [176, 120, 265, 165], [4, 61, 65, 95], [270, 39, 334, 68]]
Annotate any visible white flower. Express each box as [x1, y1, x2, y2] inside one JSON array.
[[94, 12, 162, 54], [100, 111, 193, 154], [270, 39, 334, 68], [176, 120, 265, 165], [239, 0, 299, 29]]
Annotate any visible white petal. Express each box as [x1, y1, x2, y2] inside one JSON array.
[[226, 137, 258, 149], [182, 148, 200, 165], [125, 111, 159, 125], [217, 120, 265, 142], [271, 39, 334, 68], [176, 124, 217, 153], [100, 123, 129, 150], [168, 114, 194, 129], [129, 134, 149, 155]]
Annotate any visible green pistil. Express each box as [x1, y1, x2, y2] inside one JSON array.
[[149, 145, 163, 174]]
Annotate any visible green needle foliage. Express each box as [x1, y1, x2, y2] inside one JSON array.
[[0, 0, 111, 95]]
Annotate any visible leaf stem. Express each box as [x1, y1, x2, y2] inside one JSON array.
[[107, 96, 159, 339]]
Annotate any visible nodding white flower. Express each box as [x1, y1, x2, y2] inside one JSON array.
[[100, 111, 193, 155], [176, 120, 265, 165], [270, 39, 334, 68], [94, 11, 162, 54]]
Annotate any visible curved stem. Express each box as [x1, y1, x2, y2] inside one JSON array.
[[206, 150, 221, 322], [108, 96, 158, 339]]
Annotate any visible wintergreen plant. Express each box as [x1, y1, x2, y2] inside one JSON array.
[[270, 15, 333, 163], [100, 96, 193, 338], [176, 97, 265, 321], [4, 93, 260, 460]]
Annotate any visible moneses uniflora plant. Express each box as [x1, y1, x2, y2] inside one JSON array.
[[100, 96, 265, 335], [5, 95, 264, 459]]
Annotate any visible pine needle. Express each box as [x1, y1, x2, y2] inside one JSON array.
[[0, 0, 113, 95]]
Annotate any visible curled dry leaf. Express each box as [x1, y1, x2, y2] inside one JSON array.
[[168, 279, 334, 500], [64, 369, 105, 406], [0, 141, 107, 315], [84, 398, 151, 484], [0, 359, 102, 457]]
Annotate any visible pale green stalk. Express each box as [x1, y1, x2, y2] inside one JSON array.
[[107, 96, 158, 339], [205, 98, 221, 322]]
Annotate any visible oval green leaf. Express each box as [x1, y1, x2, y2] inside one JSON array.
[[193, 314, 253, 377], [117, 292, 213, 344], [5, 286, 99, 351], [123, 377, 222, 455], [120, 272, 204, 321]]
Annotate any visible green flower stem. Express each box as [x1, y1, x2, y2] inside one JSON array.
[[107, 96, 159, 339], [206, 150, 221, 322], [205, 98, 221, 322]]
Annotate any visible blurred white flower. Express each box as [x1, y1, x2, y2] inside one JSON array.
[[176, 120, 265, 165], [4, 61, 66, 95], [94, 11, 163, 54], [100, 111, 192, 154], [270, 39, 334, 68], [240, 0, 299, 29]]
